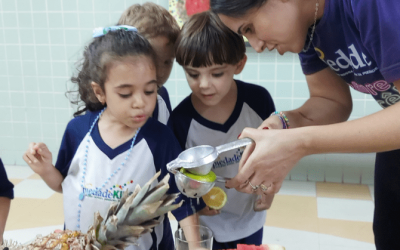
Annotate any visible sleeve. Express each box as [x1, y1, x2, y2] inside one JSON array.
[[167, 115, 187, 151], [55, 127, 75, 178], [351, 0, 400, 83], [0, 158, 14, 199], [167, 102, 193, 151], [158, 86, 172, 114], [298, 42, 329, 75], [243, 82, 276, 119], [55, 116, 90, 178], [154, 126, 206, 221]]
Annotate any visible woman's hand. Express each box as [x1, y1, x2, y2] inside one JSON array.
[[226, 127, 306, 195]]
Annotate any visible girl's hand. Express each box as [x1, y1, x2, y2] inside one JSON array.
[[198, 206, 220, 216], [23, 142, 53, 176], [226, 128, 305, 195]]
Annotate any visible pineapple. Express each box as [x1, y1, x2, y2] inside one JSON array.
[[1, 172, 182, 250]]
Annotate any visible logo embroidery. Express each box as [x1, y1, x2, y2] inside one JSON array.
[[82, 180, 134, 201], [213, 148, 244, 169]]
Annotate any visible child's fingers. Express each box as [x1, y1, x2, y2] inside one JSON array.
[[38, 145, 51, 157], [29, 142, 37, 154], [198, 206, 220, 216], [261, 193, 269, 203], [22, 153, 30, 164], [35, 142, 49, 152], [208, 208, 220, 215], [253, 198, 269, 211], [23, 152, 38, 165], [35, 143, 51, 159], [27, 151, 39, 163]]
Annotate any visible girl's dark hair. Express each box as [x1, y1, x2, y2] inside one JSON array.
[[70, 29, 156, 117], [210, 0, 267, 18], [175, 11, 245, 68]]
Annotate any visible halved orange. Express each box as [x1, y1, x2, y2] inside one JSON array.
[[202, 187, 227, 210]]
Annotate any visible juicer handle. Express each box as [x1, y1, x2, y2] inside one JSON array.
[[167, 158, 185, 174], [215, 138, 254, 154]]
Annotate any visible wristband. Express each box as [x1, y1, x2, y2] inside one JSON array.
[[270, 111, 290, 129]]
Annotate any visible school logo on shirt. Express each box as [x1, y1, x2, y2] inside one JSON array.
[[315, 44, 373, 77], [213, 148, 243, 169], [315, 44, 400, 108], [82, 180, 134, 201]]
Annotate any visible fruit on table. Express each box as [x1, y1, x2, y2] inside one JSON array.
[[202, 186, 227, 210], [180, 167, 216, 182], [0, 172, 182, 250]]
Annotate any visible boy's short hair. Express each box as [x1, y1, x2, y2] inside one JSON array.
[[118, 2, 180, 43], [175, 11, 246, 68]]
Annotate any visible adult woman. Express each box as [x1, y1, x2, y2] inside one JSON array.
[[209, 0, 400, 249]]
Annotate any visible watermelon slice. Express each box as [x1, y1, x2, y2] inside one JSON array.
[[237, 244, 256, 250], [185, 0, 210, 16]]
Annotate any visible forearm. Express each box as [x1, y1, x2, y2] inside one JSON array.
[[179, 212, 199, 228], [0, 197, 11, 244], [298, 101, 400, 154], [285, 96, 352, 128], [39, 166, 63, 193], [178, 213, 202, 247], [284, 68, 352, 128]]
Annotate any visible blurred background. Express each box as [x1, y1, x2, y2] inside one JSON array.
[[0, 0, 381, 183]]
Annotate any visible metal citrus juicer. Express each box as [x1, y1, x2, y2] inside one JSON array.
[[167, 138, 254, 198]]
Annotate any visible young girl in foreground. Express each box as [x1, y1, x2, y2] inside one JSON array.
[[23, 26, 203, 250]]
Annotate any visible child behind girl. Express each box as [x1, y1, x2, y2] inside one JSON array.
[[168, 11, 276, 249], [118, 2, 181, 125], [23, 26, 203, 250]]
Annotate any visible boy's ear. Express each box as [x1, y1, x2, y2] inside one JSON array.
[[234, 54, 247, 74], [91, 81, 106, 104]]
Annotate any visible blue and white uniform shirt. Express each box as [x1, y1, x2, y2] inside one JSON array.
[[55, 111, 202, 250], [299, 0, 400, 108], [168, 80, 275, 242], [153, 86, 172, 125]]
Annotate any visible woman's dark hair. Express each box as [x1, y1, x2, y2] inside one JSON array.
[[210, 0, 267, 18], [175, 11, 245, 68], [69, 29, 156, 117]]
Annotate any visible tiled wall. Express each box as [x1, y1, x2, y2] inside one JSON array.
[[0, 0, 382, 184]]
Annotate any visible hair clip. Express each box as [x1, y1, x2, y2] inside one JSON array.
[[92, 25, 137, 38]]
